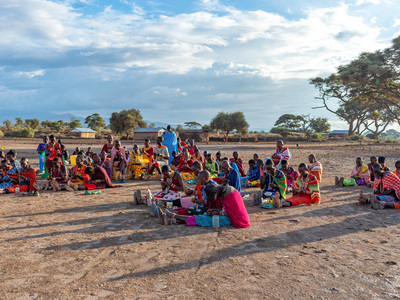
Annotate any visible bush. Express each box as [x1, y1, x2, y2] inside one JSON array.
[[270, 126, 291, 134], [4, 128, 35, 138], [0, 130, 3, 138], [365, 133, 375, 139], [310, 132, 325, 142], [350, 134, 364, 142]]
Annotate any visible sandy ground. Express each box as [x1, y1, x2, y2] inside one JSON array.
[[1, 138, 400, 299]]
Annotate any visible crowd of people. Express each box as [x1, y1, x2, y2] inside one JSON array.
[[1, 126, 399, 229]]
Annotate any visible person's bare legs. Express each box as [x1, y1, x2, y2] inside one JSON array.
[[64, 182, 74, 192], [253, 190, 262, 205], [358, 190, 369, 205], [272, 193, 281, 208]]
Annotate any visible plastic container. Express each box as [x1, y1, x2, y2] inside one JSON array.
[[167, 202, 173, 209], [70, 155, 77, 166], [212, 215, 220, 228], [15, 187, 20, 193]]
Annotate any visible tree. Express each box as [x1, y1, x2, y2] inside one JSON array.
[[69, 117, 82, 129], [202, 124, 212, 131], [184, 121, 202, 130], [210, 112, 249, 140], [109, 108, 147, 136], [308, 117, 331, 133], [175, 124, 184, 131], [148, 123, 155, 128], [3, 120, 11, 130], [25, 118, 40, 129], [85, 113, 106, 130], [274, 114, 304, 130], [15, 117, 23, 126]]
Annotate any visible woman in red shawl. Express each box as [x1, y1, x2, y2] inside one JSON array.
[[45, 135, 63, 171], [101, 135, 114, 158], [81, 165, 116, 190]]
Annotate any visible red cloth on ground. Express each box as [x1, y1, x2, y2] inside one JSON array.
[[20, 168, 37, 191], [286, 194, 316, 206]]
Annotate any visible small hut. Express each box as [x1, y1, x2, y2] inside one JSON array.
[[69, 128, 96, 138], [133, 127, 165, 141], [329, 130, 349, 138]]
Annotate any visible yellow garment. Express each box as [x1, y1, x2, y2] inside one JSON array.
[[181, 172, 195, 181], [69, 166, 85, 186], [127, 153, 146, 179]]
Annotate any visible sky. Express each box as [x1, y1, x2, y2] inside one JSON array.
[[1, 0, 400, 130]]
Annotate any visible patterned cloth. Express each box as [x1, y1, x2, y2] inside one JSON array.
[[272, 147, 290, 166], [373, 171, 400, 199], [263, 169, 287, 199], [350, 164, 370, 184], [127, 153, 146, 179], [309, 161, 322, 182], [229, 158, 245, 176], [290, 174, 321, 205]]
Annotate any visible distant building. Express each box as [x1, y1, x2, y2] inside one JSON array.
[[133, 127, 166, 141], [178, 130, 209, 142], [69, 128, 96, 138], [329, 130, 349, 138]]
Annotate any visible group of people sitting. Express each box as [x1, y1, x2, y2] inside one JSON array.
[[335, 156, 400, 210], [131, 140, 323, 228]]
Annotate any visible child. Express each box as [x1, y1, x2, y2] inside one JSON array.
[[378, 156, 390, 172], [247, 159, 260, 187], [171, 151, 180, 170], [86, 147, 94, 158], [61, 144, 69, 164], [44, 157, 67, 191]]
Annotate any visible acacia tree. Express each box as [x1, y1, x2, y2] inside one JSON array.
[[15, 117, 23, 126], [69, 117, 82, 129], [308, 117, 331, 133], [25, 118, 40, 129], [109, 108, 147, 136], [3, 120, 11, 130], [184, 121, 202, 130], [210, 112, 249, 140], [310, 36, 400, 136], [85, 113, 106, 130]]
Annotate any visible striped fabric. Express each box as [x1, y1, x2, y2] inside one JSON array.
[[293, 174, 321, 204]]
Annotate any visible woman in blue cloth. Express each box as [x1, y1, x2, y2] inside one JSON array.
[[161, 125, 178, 166]]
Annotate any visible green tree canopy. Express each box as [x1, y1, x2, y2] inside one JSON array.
[[109, 108, 146, 136], [175, 124, 184, 131], [3, 120, 11, 130], [85, 113, 106, 130], [274, 114, 305, 130], [25, 118, 40, 129], [184, 121, 202, 130], [15, 117, 23, 126], [308, 117, 331, 133], [69, 117, 82, 129], [210, 112, 249, 139]]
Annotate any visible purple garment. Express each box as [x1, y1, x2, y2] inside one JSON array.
[[37, 143, 46, 153]]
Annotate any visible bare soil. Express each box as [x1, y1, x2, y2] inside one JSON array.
[[1, 138, 400, 299]]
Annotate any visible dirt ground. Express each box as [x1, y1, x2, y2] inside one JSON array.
[[1, 138, 400, 299]]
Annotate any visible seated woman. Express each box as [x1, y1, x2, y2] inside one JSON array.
[[6, 150, 22, 171], [44, 135, 63, 173], [274, 163, 321, 208], [65, 156, 90, 191], [72, 165, 116, 191], [204, 153, 219, 178], [220, 160, 241, 192], [229, 151, 246, 177], [1, 158, 40, 195], [395, 160, 400, 179], [110, 140, 128, 183], [0, 159, 20, 192], [152, 165, 184, 201], [271, 140, 290, 167], [177, 148, 194, 180], [157, 183, 250, 228], [127, 144, 147, 180], [280, 159, 298, 193], [308, 154, 322, 182], [336, 157, 370, 187], [91, 153, 100, 166], [253, 159, 287, 207], [44, 157, 68, 191], [359, 164, 400, 209], [72, 147, 80, 156], [193, 148, 203, 164]]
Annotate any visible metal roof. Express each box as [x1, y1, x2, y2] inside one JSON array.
[[134, 127, 165, 133], [70, 128, 96, 133], [329, 130, 349, 134]]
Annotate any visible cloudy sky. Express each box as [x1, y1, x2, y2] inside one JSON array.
[[1, 0, 400, 130]]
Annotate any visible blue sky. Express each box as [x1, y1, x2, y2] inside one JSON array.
[[1, 0, 400, 130]]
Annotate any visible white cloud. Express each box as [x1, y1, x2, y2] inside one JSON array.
[[393, 19, 400, 27], [355, 0, 381, 5], [17, 70, 45, 78]]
